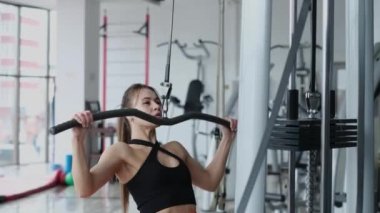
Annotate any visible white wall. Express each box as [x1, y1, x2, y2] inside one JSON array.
[[55, 0, 100, 165]]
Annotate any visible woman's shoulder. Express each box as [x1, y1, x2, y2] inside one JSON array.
[[110, 141, 128, 148], [161, 141, 190, 158], [163, 140, 184, 149], [107, 141, 133, 155], [106, 141, 141, 165]]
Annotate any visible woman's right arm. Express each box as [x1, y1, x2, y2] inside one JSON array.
[[71, 111, 123, 197]]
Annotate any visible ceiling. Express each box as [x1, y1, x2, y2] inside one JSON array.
[[0, 0, 56, 9]]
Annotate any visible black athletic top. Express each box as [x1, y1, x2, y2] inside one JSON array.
[[126, 139, 196, 213]]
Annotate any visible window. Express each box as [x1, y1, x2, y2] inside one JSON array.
[[0, 3, 54, 166]]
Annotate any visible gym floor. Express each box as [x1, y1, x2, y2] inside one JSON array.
[[0, 164, 235, 213]]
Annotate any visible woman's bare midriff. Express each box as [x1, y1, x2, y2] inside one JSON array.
[[157, 204, 197, 213]]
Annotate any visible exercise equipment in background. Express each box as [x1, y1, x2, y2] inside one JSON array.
[[100, 9, 151, 112], [157, 38, 216, 159], [0, 169, 62, 203], [237, 0, 358, 212]]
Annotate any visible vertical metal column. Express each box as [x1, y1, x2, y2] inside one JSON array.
[[45, 11, 51, 163], [235, 0, 272, 212], [363, 0, 374, 212], [321, 0, 334, 212], [288, 152, 296, 213], [218, 0, 225, 117], [13, 7, 21, 165], [288, 0, 297, 91], [287, 1, 297, 212], [345, 0, 359, 211], [356, 0, 368, 212]]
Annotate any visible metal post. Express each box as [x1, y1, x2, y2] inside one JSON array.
[[45, 11, 51, 163], [288, 151, 296, 212], [235, 0, 272, 212], [287, 1, 297, 212], [289, 0, 297, 89], [345, 0, 359, 211], [321, 0, 334, 212], [13, 7, 21, 165], [363, 0, 375, 212], [236, 0, 311, 212], [344, 1, 375, 212]]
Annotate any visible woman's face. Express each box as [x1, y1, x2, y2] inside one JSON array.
[[129, 88, 162, 127]]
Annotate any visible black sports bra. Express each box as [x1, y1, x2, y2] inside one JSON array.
[[126, 139, 196, 213]]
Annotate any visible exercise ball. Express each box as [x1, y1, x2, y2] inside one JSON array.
[[65, 172, 74, 186]]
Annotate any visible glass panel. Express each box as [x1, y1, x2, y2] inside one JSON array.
[[48, 77, 55, 163], [0, 3, 18, 75], [49, 11, 56, 76], [0, 76, 17, 166], [19, 78, 47, 164], [20, 7, 48, 76]]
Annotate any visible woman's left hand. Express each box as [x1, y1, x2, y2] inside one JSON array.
[[220, 117, 238, 142]]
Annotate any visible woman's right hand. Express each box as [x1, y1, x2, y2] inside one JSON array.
[[72, 110, 93, 141]]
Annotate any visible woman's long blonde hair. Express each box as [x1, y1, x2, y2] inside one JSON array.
[[117, 83, 159, 212]]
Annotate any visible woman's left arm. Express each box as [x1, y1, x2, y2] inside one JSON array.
[[184, 118, 237, 191]]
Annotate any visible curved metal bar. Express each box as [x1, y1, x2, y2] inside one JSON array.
[[49, 109, 230, 135]]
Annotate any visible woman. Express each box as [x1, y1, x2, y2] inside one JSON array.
[[71, 83, 237, 213]]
